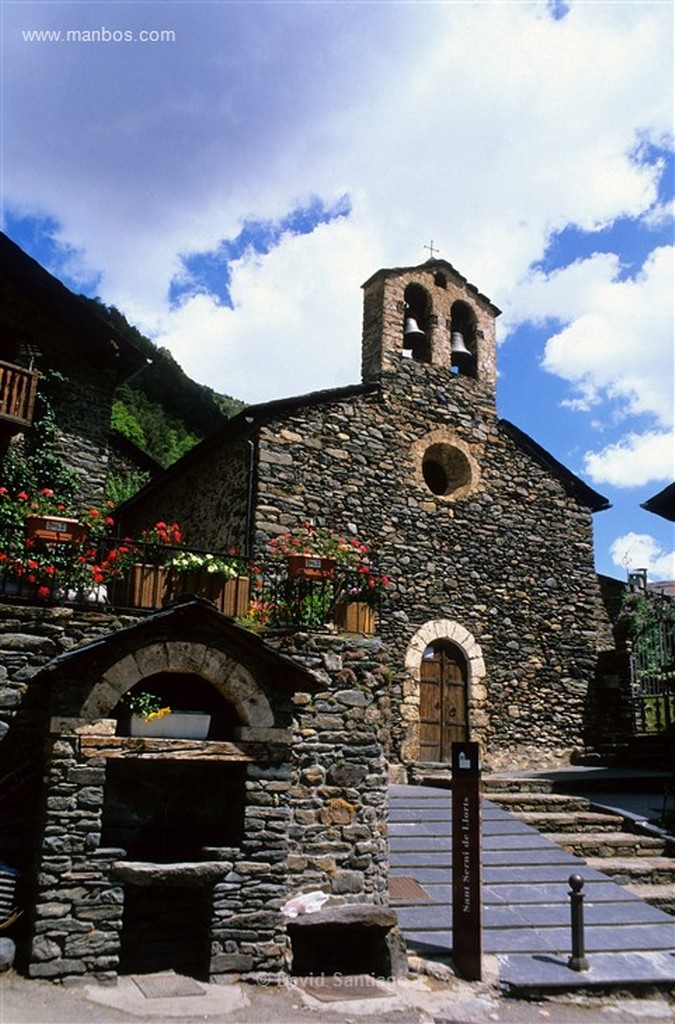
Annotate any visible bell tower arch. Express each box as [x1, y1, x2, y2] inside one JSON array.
[[360, 259, 499, 396]]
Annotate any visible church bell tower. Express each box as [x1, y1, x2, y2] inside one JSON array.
[[360, 259, 500, 400]]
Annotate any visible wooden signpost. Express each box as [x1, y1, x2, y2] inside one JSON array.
[[451, 741, 483, 980]]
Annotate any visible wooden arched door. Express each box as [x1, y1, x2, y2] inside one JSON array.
[[419, 640, 468, 762]]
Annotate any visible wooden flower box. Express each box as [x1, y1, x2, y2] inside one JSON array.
[[25, 515, 88, 545], [120, 563, 250, 617], [286, 555, 336, 579], [120, 563, 168, 608], [165, 571, 251, 617], [335, 602, 376, 635]]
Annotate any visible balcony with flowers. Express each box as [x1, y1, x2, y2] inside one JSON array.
[[0, 360, 39, 434], [243, 523, 390, 635], [0, 494, 388, 635]]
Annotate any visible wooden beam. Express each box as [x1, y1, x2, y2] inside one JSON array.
[[80, 736, 289, 762]]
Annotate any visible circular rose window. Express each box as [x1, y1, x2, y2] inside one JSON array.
[[422, 443, 473, 498]]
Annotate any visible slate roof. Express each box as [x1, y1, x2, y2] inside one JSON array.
[[641, 482, 675, 523], [0, 231, 147, 382], [39, 597, 319, 693]]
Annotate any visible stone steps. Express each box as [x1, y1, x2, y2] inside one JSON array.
[[483, 776, 565, 794], [483, 773, 675, 916], [548, 831, 666, 858], [515, 811, 626, 833], [585, 856, 675, 886], [625, 882, 675, 914], [390, 783, 675, 993], [486, 792, 591, 814]]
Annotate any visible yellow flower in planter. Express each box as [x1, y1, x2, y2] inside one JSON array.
[[144, 706, 172, 723], [124, 690, 171, 721]]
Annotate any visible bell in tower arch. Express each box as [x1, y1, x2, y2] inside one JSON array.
[[404, 316, 426, 357], [402, 285, 432, 363], [450, 329, 474, 373], [449, 300, 477, 376]]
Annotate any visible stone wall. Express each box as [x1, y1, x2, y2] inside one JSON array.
[[0, 602, 391, 983], [0, 603, 144, 866], [2, 279, 118, 508], [103, 318, 615, 770], [243, 360, 614, 767], [268, 631, 392, 904], [119, 431, 252, 553]]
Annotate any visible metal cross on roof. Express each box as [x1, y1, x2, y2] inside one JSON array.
[[424, 240, 439, 259]]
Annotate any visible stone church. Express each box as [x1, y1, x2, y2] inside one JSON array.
[[119, 258, 615, 774], [0, 244, 620, 984]]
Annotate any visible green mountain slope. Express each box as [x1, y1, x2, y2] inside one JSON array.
[[82, 297, 245, 467]]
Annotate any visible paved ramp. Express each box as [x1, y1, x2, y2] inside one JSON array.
[[389, 784, 675, 992]]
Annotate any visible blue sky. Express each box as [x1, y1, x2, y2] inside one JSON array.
[[1, 0, 673, 581]]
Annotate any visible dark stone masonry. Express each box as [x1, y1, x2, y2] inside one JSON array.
[[0, 601, 391, 983], [120, 260, 615, 774]]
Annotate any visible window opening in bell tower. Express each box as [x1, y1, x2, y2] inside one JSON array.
[[402, 283, 431, 363], [449, 300, 477, 377]]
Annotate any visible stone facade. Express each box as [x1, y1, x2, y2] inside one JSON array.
[[120, 260, 614, 772], [0, 232, 146, 508], [0, 600, 391, 983]]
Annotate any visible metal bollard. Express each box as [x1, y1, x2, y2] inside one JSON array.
[[567, 874, 590, 972]]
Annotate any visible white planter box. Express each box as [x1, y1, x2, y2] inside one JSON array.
[[130, 711, 211, 740]]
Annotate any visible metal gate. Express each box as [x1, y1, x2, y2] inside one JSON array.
[[629, 617, 675, 734]]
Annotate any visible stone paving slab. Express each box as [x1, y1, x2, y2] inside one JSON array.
[[396, 900, 669, 931], [388, 784, 675, 992], [390, 819, 539, 836], [391, 849, 584, 867], [497, 951, 675, 992], [398, 881, 644, 905], [392, 833, 562, 851], [402, 924, 675, 955], [484, 882, 643, 904]]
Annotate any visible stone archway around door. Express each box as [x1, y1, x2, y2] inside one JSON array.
[[401, 619, 486, 766]]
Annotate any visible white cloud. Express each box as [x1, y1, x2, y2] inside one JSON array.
[[503, 245, 673, 488], [155, 216, 380, 403], [610, 532, 675, 581], [584, 431, 674, 488], [3, 1, 672, 408], [537, 247, 673, 427]]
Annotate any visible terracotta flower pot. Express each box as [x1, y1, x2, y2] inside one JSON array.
[[286, 555, 336, 579], [25, 515, 88, 545]]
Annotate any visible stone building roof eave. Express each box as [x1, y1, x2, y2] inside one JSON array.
[[641, 482, 675, 522], [37, 597, 320, 693], [498, 418, 611, 512], [116, 379, 382, 516], [0, 231, 148, 383], [110, 429, 164, 475]]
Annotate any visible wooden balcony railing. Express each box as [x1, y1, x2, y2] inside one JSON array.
[[0, 361, 39, 432]]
